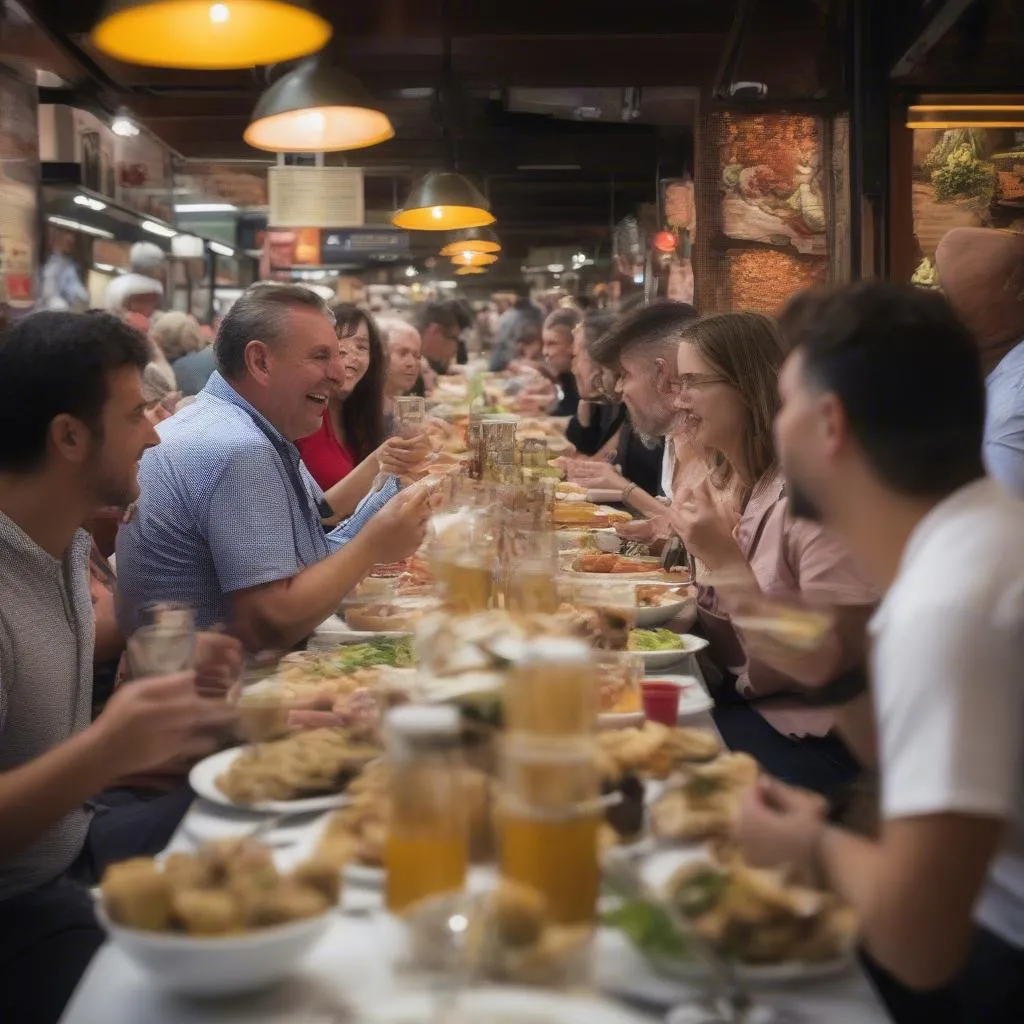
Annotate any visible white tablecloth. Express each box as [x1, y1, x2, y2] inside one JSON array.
[[60, 708, 890, 1024]]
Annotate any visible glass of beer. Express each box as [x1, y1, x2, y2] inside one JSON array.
[[429, 507, 499, 612], [504, 528, 560, 613], [503, 636, 594, 735]]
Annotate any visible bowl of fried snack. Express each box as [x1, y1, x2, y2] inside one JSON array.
[[96, 839, 342, 996]]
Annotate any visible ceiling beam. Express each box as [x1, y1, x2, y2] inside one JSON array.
[[890, 0, 981, 78]]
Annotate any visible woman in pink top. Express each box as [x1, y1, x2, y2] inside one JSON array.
[[667, 312, 877, 796]]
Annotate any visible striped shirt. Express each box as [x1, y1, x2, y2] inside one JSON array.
[[0, 516, 94, 899], [326, 476, 401, 552], [116, 371, 330, 633]]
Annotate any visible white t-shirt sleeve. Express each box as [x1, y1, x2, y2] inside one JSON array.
[[876, 600, 1024, 822]]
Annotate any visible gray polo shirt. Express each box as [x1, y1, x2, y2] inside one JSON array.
[[0, 514, 94, 899]]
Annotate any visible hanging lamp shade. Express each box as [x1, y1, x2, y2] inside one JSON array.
[[393, 171, 494, 231], [439, 226, 501, 256], [455, 265, 488, 276], [244, 55, 394, 152], [90, 0, 331, 69], [451, 250, 498, 267]]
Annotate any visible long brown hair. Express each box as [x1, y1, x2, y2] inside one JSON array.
[[332, 304, 386, 463], [679, 312, 787, 494]]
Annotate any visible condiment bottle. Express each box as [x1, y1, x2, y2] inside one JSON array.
[[384, 705, 468, 913]]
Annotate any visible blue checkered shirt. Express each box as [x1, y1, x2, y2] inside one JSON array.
[[116, 371, 331, 632], [326, 476, 401, 552]]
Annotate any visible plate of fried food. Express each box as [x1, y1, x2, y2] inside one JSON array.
[[190, 727, 380, 814], [644, 752, 758, 845], [567, 580, 696, 629], [596, 722, 723, 783], [604, 846, 857, 984], [97, 838, 341, 995]]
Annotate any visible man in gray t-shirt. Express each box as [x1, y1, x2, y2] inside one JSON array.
[[0, 312, 239, 1024]]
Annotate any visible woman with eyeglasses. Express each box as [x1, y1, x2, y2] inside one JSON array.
[[667, 311, 878, 797]]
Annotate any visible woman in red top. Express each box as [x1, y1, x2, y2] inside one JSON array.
[[298, 306, 429, 522], [298, 304, 386, 490]]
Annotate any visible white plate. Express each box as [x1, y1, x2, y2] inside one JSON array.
[[601, 847, 855, 991], [188, 747, 353, 816], [598, 710, 646, 730], [597, 927, 853, 1005], [312, 614, 411, 643], [632, 634, 709, 670], [357, 986, 656, 1024]]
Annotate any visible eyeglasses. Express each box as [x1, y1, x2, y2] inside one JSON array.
[[655, 363, 728, 395]]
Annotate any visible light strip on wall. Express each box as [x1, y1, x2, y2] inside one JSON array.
[[48, 215, 114, 239]]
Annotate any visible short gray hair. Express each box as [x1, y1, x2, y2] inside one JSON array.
[[377, 316, 420, 349], [150, 310, 204, 361], [215, 282, 335, 379]]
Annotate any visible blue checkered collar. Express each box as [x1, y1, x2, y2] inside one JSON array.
[[202, 371, 297, 455]]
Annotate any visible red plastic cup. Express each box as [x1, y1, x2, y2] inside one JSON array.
[[641, 680, 683, 725]]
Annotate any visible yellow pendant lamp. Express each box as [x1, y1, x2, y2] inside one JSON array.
[[455, 265, 488, 276], [90, 0, 331, 70], [245, 54, 394, 152], [439, 226, 501, 256], [393, 171, 494, 231], [452, 250, 498, 267]]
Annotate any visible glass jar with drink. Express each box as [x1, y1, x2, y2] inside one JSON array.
[[385, 705, 469, 913]]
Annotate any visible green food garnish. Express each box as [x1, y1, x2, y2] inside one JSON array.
[[603, 899, 691, 960], [627, 628, 686, 652], [319, 637, 415, 672], [673, 868, 728, 918], [682, 773, 725, 799]]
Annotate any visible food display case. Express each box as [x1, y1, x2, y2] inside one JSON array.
[[694, 111, 850, 314]]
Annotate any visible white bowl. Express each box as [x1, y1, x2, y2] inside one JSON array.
[[632, 596, 696, 629], [96, 905, 332, 997]]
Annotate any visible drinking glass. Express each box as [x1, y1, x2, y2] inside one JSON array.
[[498, 736, 601, 926], [593, 650, 644, 715], [503, 636, 594, 735], [394, 395, 427, 438], [428, 507, 500, 613], [503, 528, 560, 613], [126, 602, 196, 677]]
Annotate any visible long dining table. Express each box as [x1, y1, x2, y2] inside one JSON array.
[[60, 666, 892, 1024]]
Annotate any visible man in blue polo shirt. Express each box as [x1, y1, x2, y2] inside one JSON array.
[[116, 283, 429, 651]]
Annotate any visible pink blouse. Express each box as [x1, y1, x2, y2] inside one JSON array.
[[698, 469, 877, 738]]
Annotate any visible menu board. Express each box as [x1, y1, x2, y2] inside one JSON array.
[[0, 63, 38, 317]]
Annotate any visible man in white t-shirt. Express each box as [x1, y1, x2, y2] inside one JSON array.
[[733, 282, 1024, 1023]]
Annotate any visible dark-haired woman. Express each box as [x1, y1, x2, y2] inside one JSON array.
[[297, 305, 428, 521]]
